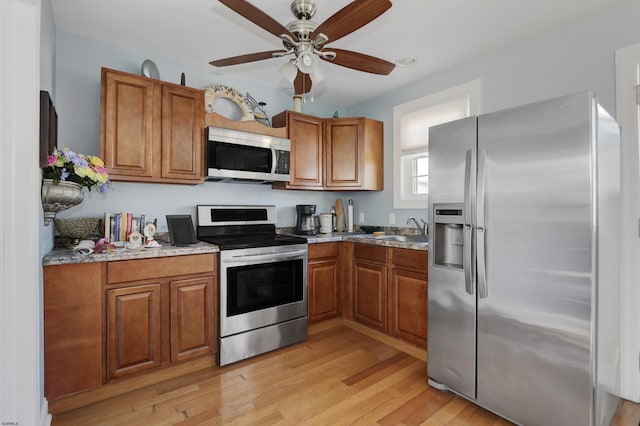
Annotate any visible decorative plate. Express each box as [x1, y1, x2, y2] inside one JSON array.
[[204, 85, 255, 121], [141, 59, 160, 79]]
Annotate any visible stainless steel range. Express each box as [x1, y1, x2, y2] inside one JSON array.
[[196, 205, 308, 366]]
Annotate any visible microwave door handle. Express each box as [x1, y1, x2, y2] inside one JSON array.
[[271, 149, 277, 174]]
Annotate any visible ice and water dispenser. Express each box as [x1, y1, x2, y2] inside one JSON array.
[[433, 204, 464, 269]]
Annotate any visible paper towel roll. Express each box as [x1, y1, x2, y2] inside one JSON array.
[[347, 201, 354, 232]]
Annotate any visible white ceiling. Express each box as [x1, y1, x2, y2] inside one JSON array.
[[52, 0, 625, 107]]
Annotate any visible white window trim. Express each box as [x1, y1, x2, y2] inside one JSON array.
[[392, 79, 481, 209], [615, 42, 640, 403]]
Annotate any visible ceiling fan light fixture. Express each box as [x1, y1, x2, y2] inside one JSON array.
[[296, 51, 317, 74], [310, 64, 325, 83], [279, 60, 298, 83], [396, 57, 416, 68]]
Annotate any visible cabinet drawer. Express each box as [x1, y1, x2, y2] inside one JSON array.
[[354, 243, 387, 263], [309, 242, 340, 259], [108, 254, 215, 284], [391, 248, 428, 272]]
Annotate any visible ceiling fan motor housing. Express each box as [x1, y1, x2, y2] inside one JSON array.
[[290, 0, 316, 20], [286, 20, 318, 43]]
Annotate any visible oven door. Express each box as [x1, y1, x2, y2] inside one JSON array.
[[219, 244, 308, 337]]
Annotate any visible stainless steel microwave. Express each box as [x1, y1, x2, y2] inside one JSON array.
[[206, 126, 291, 183]]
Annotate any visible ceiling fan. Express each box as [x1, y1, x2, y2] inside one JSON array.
[[210, 0, 396, 95]]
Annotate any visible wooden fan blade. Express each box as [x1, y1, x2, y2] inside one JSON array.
[[219, 0, 295, 39], [311, 0, 391, 44], [321, 48, 395, 75], [209, 50, 287, 67], [294, 71, 312, 95]]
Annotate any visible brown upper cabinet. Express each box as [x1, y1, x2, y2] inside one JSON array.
[[272, 111, 383, 191], [100, 68, 204, 184]]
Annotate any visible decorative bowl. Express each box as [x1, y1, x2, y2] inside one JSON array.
[[54, 217, 102, 246], [360, 225, 382, 234]]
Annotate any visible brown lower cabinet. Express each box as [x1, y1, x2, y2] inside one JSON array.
[[170, 276, 216, 362], [352, 243, 428, 348], [44, 262, 103, 400], [353, 244, 388, 331], [107, 283, 162, 379], [389, 248, 428, 347], [307, 242, 341, 323], [106, 254, 217, 380], [44, 253, 217, 400]]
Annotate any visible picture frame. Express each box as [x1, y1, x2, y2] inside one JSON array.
[[39, 90, 58, 168], [166, 215, 198, 246]]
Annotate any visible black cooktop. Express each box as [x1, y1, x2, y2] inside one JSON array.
[[196, 205, 308, 250], [198, 233, 307, 250]]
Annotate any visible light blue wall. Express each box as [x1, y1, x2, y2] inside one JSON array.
[[345, 0, 640, 228], [54, 31, 355, 232], [40, 0, 55, 96]]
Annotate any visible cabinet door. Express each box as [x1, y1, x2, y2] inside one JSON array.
[[286, 112, 324, 189], [170, 276, 215, 362], [161, 84, 204, 183], [324, 118, 364, 189], [308, 258, 340, 323], [107, 284, 162, 379], [44, 263, 102, 400], [353, 260, 387, 331], [101, 69, 157, 179], [389, 269, 428, 348]]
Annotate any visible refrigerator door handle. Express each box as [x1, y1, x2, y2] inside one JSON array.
[[463, 149, 475, 295], [477, 149, 488, 299]]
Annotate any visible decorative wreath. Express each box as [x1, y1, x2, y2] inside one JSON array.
[[204, 85, 255, 121]]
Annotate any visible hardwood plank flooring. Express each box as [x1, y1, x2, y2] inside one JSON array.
[[51, 322, 638, 425]]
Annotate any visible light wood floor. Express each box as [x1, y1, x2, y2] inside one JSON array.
[[51, 322, 637, 426]]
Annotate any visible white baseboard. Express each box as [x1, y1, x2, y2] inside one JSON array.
[[40, 398, 52, 426]]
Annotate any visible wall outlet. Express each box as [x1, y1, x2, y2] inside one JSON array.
[[359, 212, 365, 223], [389, 213, 396, 225]]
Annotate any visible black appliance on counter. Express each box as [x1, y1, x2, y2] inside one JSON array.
[[295, 204, 318, 235], [196, 205, 308, 366]]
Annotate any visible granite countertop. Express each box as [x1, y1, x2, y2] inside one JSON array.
[[278, 228, 429, 252], [43, 228, 428, 266], [305, 233, 429, 251], [42, 241, 219, 266]]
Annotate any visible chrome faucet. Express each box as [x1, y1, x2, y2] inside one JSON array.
[[407, 217, 428, 237]]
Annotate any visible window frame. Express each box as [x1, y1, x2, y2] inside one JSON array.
[[392, 79, 481, 209]]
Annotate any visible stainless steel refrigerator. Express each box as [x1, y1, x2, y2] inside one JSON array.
[[427, 92, 621, 426]]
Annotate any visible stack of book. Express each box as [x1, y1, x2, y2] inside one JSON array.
[[104, 212, 146, 243]]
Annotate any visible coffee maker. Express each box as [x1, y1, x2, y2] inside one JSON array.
[[295, 204, 317, 235]]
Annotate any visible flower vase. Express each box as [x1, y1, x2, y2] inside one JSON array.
[[41, 179, 84, 225]]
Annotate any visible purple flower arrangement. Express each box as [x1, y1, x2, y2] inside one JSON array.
[[43, 147, 112, 192]]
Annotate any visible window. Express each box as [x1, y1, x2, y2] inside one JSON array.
[[393, 80, 481, 209]]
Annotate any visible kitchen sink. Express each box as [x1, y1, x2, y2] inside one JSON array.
[[375, 235, 429, 243]]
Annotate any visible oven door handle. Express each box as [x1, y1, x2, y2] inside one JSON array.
[[223, 249, 308, 264]]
